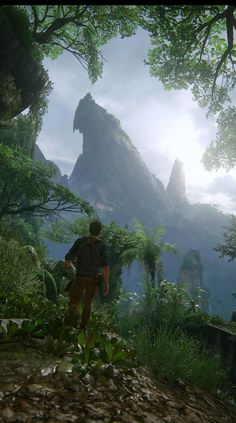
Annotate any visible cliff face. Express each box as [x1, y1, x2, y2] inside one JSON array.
[[70, 93, 173, 225], [34, 144, 68, 187], [166, 158, 188, 208]]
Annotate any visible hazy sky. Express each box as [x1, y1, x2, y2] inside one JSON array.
[[38, 29, 236, 215]]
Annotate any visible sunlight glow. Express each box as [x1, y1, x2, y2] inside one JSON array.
[[149, 112, 229, 188]]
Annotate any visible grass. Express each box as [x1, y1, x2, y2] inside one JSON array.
[[134, 326, 227, 392]]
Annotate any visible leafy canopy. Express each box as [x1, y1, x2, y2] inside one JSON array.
[[215, 215, 236, 261], [0, 144, 93, 221], [14, 5, 140, 84], [139, 5, 236, 171]]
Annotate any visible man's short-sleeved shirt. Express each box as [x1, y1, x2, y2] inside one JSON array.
[[65, 236, 108, 276]]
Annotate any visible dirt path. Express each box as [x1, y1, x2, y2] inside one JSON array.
[[0, 339, 235, 423]]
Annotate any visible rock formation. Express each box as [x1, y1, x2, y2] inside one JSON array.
[[166, 158, 188, 208], [177, 249, 203, 298], [34, 144, 68, 187], [70, 93, 173, 225]]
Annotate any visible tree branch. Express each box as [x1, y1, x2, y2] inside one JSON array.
[[33, 5, 89, 45], [211, 7, 235, 100], [51, 41, 88, 69], [195, 8, 228, 34], [199, 25, 212, 62], [39, 5, 49, 25], [31, 5, 39, 34], [0, 200, 87, 221]]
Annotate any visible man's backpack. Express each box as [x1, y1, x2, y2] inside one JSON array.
[[76, 238, 101, 276]]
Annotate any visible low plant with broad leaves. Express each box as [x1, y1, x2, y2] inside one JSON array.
[[0, 302, 136, 379]]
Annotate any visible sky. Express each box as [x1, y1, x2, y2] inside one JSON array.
[[37, 29, 236, 215]]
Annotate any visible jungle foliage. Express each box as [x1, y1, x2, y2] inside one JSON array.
[[0, 144, 93, 222], [45, 217, 176, 299], [215, 215, 236, 261]]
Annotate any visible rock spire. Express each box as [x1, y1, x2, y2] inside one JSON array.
[[70, 93, 173, 225], [166, 158, 188, 208]]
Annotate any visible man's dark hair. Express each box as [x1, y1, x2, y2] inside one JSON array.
[[89, 220, 102, 236]]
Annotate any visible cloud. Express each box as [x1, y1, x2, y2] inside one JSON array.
[[205, 175, 236, 200], [189, 190, 236, 215], [186, 174, 236, 214]]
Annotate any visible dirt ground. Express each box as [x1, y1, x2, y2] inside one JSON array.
[[0, 339, 235, 423]]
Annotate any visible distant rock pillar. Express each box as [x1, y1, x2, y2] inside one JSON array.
[[166, 158, 188, 208], [177, 249, 203, 298]]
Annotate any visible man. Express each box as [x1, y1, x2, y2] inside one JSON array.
[[64, 220, 109, 330]]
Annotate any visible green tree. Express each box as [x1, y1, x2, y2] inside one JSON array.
[[0, 110, 50, 157], [213, 215, 236, 304], [0, 144, 93, 221], [202, 106, 236, 171], [0, 215, 45, 257], [215, 215, 236, 261], [139, 5, 236, 171], [120, 221, 177, 287], [1, 5, 139, 123], [99, 221, 135, 301]]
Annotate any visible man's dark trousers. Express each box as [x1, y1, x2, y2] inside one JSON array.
[[69, 275, 98, 329]]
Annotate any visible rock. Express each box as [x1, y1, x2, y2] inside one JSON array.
[[34, 144, 69, 187], [71, 93, 173, 225], [177, 249, 204, 300], [56, 361, 73, 374], [166, 158, 188, 208], [41, 363, 58, 377], [1, 406, 14, 419]]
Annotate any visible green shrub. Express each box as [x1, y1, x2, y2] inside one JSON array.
[[112, 279, 197, 338], [0, 72, 21, 121], [89, 300, 118, 333], [0, 236, 62, 316], [0, 237, 44, 314], [109, 278, 229, 394], [134, 327, 227, 392], [181, 310, 209, 329], [209, 314, 226, 326], [71, 330, 136, 377]]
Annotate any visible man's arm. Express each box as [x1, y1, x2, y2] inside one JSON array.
[[102, 265, 110, 296], [64, 239, 81, 269], [65, 259, 73, 270]]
